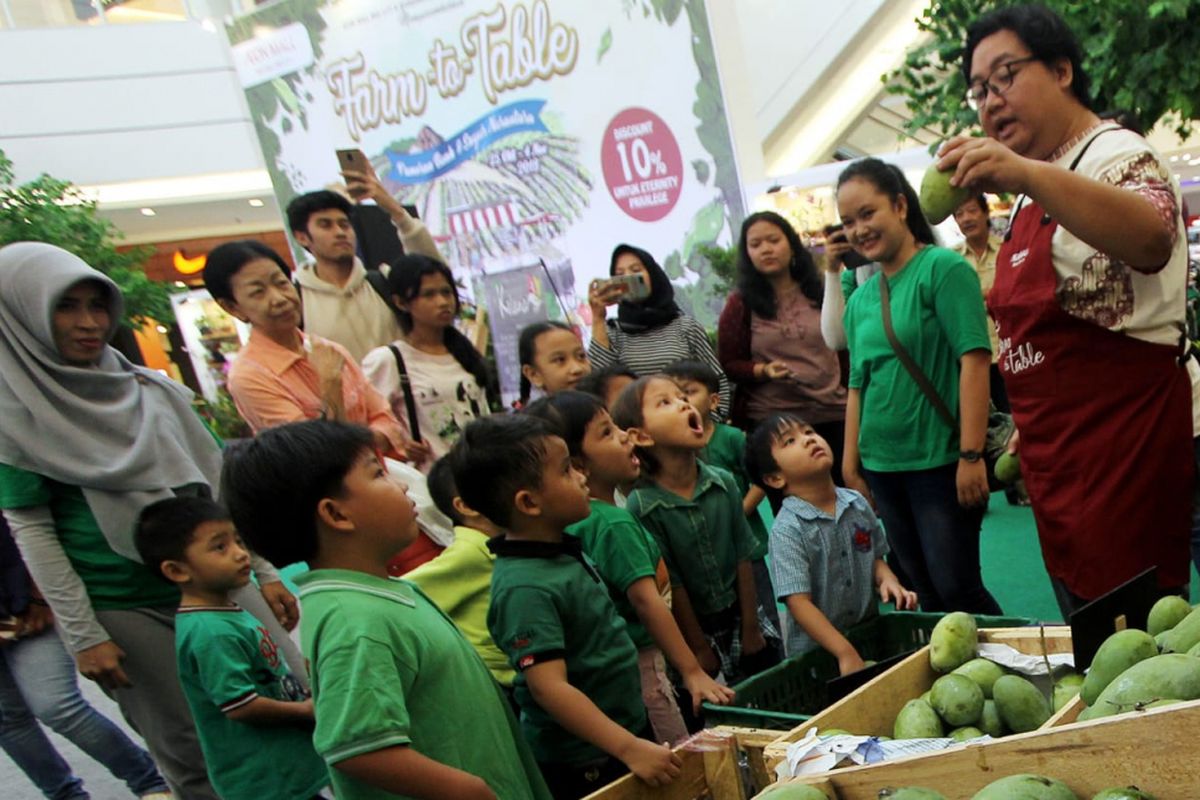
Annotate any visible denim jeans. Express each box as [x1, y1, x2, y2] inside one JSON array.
[[863, 463, 1002, 615], [0, 628, 167, 800]]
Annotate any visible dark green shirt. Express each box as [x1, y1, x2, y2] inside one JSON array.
[[488, 536, 645, 766], [566, 500, 670, 650], [625, 462, 757, 617], [700, 423, 769, 559]]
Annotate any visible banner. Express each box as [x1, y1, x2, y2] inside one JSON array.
[[227, 0, 745, 405]]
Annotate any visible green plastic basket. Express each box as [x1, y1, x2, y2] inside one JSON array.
[[702, 612, 1035, 730]]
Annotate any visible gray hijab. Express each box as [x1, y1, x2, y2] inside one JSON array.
[[0, 242, 223, 560]]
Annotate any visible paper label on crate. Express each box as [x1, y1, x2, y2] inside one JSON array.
[[977, 642, 1075, 674], [777, 732, 995, 779]]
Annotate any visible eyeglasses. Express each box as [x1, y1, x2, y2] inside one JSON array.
[[966, 57, 1038, 111]]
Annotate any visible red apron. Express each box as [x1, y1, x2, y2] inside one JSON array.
[[990, 179, 1192, 599]]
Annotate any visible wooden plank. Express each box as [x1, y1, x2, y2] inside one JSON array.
[[702, 744, 745, 800], [586, 727, 763, 799], [715, 727, 778, 795], [757, 700, 1200, 799], [1043, 692, 1085, 728], [763, 627, 1073, 773]]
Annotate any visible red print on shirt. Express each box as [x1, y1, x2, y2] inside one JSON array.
[[852, 527, 872, 553], [257, 625, 281, 669]]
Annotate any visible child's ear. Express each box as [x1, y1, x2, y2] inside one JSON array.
[[450, 496, 477, 520], [707, 393, 721, 415], [316, 497, 355, 532], [391, 294, 410, 314], [625, 426, 654, 447], [215, 298, 247, 324], [159, 559, 191, 586], [520, 363, 542, 389], [763, 471, 787, 492], [513, 487, 542, 518]]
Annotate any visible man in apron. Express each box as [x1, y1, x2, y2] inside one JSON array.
[[937, 4, 1192, 619]]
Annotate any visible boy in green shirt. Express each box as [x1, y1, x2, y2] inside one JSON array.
[[404, 456, 515, 692], [221, 419, 551, 800], [134, 497, 329, 800], [661, 360, 780, 637], [454, 414, 680, 799]]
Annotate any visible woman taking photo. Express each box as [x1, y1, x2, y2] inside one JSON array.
[[837, 159, 1002, 615], [0, 242, 300, 799], [362, 254, 493, 469], [718, 212, 847, 476], [589, 243, 731, 419], [941, 4, 1191, 615]]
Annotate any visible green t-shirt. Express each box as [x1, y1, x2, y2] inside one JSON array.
[[565, 500, 670, 650], [700, 422, 769, 559], [405, 525, 514, 686], [295, 570, 550, 800], [175, 606, 328, 800], [625, 462, 757, 617], [844, 246, 991, 472], [0, 463, 180, 610], [488, 536, 645, 766]]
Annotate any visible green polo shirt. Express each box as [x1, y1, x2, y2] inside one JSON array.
[[624, 462, 757, 617], [405, 526, 513, 686], [0, 463, 180, 610], [700, 422, 769, 559], [296, 569, 550, 800], [844, 246, 991, 472], [487, 535, 645, 767], [565, 500, 670, 650]]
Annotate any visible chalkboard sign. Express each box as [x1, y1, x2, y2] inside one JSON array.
[[476, 262, 557, 409], [1069, 566, 1159, 671]]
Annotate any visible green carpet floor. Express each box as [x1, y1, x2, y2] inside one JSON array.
[[978, 492, 1200, 623]]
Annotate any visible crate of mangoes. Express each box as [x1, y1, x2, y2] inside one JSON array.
[[763, 615, 1080, 776]]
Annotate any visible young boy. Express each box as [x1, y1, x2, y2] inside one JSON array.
[[612, 377, 781, 704], [404, 455, 515, 694], [221, 419, 552, 800], [133, 497, 329, 800], [745, 413, 918, 673], [661, 360, 777, 629], [453, 414, 680, 799]]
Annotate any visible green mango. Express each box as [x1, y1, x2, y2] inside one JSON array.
[[930, 612, 978, 673], [1155, 630, 1172, 653], [992, 674, 1052, 732], [948, 725, 984, 742], [1081, 629, 1158, 706], [1084, 653, 1200, 719], [1091, 788, 1157, 800], [757, 784, 830, 799], [879, 789, 949, 800], [894, 698, 944, 739], [1147, 595, 1191, 636], [919, 690, 932, 704], [971, 774, 1079, 800], [1139, 698, 1183, 710], [1052, 673, 1084, 712], [993, 451, 1021, 484], [1187, 641, 1200, 658], [978, 699, 1006, 737], [919, 163, 972, 225], [953, 658, 1007, 698], [1162, 606, 1200, 654], [930, 673, 985, 726]]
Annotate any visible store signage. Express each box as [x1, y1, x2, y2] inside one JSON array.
[[231, 22, 315, 89]]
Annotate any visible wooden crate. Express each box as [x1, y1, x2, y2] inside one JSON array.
[[763, 626, 1073, 775], [584, 726, 778, 800], [753, 698, 1200, 798]]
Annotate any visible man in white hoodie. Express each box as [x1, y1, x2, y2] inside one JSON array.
[[287, 169, 444, 362]]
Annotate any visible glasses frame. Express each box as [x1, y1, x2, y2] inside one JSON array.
[[966, 56, 1039, 111]]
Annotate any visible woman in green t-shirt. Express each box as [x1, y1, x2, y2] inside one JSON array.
[[836, 159, 1002, 615], [0, 242, 301, 799]]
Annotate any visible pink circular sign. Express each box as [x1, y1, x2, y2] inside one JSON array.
[[600, 107, 683, 222]]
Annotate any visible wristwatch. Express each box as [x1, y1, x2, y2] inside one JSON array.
[[959, 449, 984, 463]]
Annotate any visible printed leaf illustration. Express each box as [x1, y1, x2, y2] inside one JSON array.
[[597, 28, 613, 63]]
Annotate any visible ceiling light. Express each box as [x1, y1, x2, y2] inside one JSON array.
[[140, 208, 156, 216], [248, 198, 265, 207]]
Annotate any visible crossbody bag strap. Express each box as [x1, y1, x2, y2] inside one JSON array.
[[878, 273, 958, 432], [388, 344, 422, 442]]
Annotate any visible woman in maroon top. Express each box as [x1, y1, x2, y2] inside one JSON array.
[[718, 212, 848, 481]]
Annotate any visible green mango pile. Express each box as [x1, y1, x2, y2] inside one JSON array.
[[1074, 596, 1200, 721]]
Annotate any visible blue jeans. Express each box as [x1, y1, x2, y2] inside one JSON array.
[[863, 463, 1002, 615], [0, 628, 167, 800]]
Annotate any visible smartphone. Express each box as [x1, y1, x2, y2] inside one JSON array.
[[336, 148, 368, 174], [824, 223, 872, 269], [591, 274, 650, 302]]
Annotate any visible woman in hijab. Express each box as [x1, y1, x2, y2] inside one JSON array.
[[588, 244, 730, 418], [0, 242, 301, 800]]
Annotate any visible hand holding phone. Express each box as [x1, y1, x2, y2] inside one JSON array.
[[589, 274, 650, 304]]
